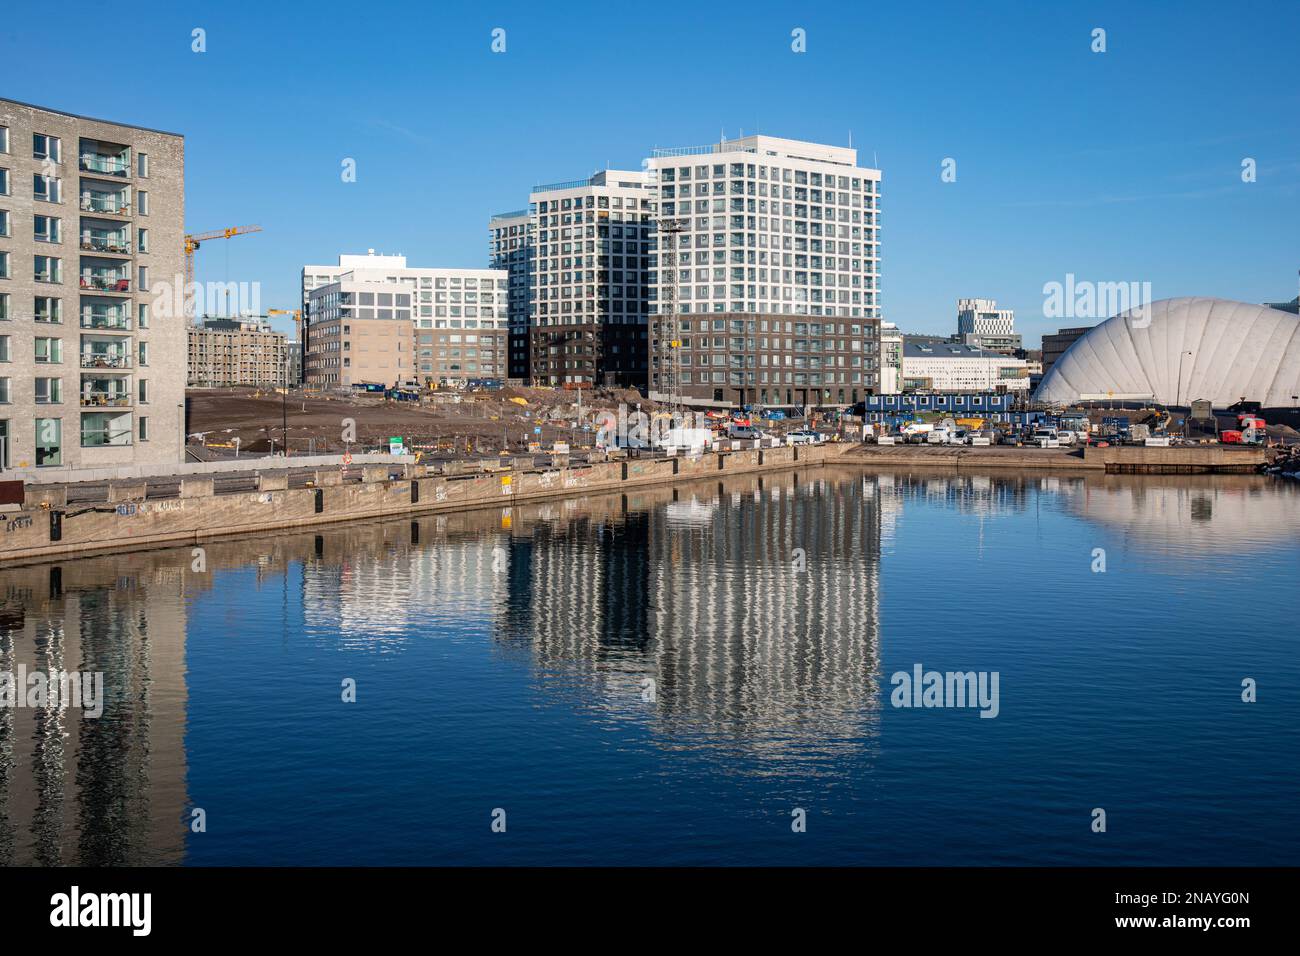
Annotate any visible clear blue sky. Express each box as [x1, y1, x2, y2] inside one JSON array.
[[6, 0, 1297, 345]]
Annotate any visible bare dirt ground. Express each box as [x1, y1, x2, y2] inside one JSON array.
[[185, 386, 662, 458]]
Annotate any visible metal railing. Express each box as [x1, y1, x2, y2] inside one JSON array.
[[80, 196, 130, 214], [81, 314, 131, 331], [80, 393, 132, 408], [81, 352, 133, 369], [651, 143, 758, 158], [80, 275, 131, 292], [80, 154, 130, 176], [80, 235, 131, 254]]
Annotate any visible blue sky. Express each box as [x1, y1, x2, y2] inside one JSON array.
[[6, 0, 1297, 344]]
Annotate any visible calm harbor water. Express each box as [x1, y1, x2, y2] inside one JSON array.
[[2, 466, 1298, 866]]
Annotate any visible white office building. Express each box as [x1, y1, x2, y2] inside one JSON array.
[[902, 341, 1029, 393], [956, 297, 1020, 354]]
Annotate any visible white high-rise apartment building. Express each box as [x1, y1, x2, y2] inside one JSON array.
[[302, 253, 507, 388], [644, 135, 882, 407]]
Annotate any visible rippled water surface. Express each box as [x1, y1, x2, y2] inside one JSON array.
[[2, 467, 1298, 865]]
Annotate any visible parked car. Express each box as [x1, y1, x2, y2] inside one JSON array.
[[1031, 427, 1061, 448], [1055, 430, 1078, 446], [786, 430, 824, 445]]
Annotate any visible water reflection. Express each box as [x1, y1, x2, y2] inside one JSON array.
[[1, 466, 1297, 864]]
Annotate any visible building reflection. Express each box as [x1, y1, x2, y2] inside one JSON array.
[[6, 463, 1288, 864], [0, 557, 188, 865]]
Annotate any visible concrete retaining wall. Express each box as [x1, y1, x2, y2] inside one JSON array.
[[0, 444, 847, 565]]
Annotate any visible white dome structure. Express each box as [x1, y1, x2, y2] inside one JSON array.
[[1036, 297, 1300, 407]]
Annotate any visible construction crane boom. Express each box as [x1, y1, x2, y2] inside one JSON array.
[[183, 224, 263, 321]]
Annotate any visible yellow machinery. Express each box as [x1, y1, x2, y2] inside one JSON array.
[[183, 225, 263, 317]]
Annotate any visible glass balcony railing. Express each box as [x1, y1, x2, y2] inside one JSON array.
[[81, 313, 131, 331], [80, 275, 131, 292], [80, 195, 130, 214], [80, 154, 130, 176], [81, 352, 133, 369], [80, 234, 131, 254], [81, 392, 132, 408]]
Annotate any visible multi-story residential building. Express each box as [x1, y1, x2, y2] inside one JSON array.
[[187, 316, 289, 387], [1041, 325, 1093, 377], [0, 99, 184, 472], [303, 253, 508, 389], [879, 321, 903, 394], [527, 170, 653, 388], [902, 341, 1029, 393], [956, 297, 1021, 354], [644, 135, 882, 408], [285, 339, 302, 385], [487, 209, 533, 380]]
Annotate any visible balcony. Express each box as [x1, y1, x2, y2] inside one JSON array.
[[80, 272, 131, 294], [81, 410, 133, 447], [81, 374, 133, 407], [81, 351, 133, 370], [80, 192, 131, 216], [81, 309, 131, 331], [80, 154, 130, 177], [80, 224, 131, 255]]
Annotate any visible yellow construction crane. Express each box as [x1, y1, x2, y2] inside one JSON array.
[[183, 224, 262, 318]]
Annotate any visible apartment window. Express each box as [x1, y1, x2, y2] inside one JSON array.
[[138, 190, 149, 215], [0, 209, 8, 236], [137, 152, 149, 177], [34, 255, 61, 283], [34, 214, 60, 243], [138, 416, 148, 441], [35, 377, 62, 404], [34, 297, 61, 323], [0, 293, 8, 320], [35, 337, 62, 363], [138, 265, 148, 291], [0, 335, 9, 361], [33, 134, 61, 163], [137, 227, 148, 252], [138, 303, 149, 328], [35, 417, 61, 466], [0, 377, 9, 403], [0, 252, 8, 279], [0, 126, 8, 153], [33, 174, 60, 203], [137, 341, 148, 366], [138, 378, 148, 403], [0, 168, 8, 195]]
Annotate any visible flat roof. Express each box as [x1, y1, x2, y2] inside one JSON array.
[[0, 96, 183, 138]]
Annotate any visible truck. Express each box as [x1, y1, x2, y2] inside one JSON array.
[[900, 422, 934, 443]]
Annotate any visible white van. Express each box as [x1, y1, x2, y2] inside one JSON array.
[[1031, 427, 1061, 448]]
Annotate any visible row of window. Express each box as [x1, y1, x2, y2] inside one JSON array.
[[0, 334, 150, 364], [0, 293, 148, 327], [0, 376, 149, 404], [0, 252, 150, 288], [0, 414, 150, 467], [0, 127, 150, 176], [0, 210, 148, 250]]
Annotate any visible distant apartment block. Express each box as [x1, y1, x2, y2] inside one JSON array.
[[487, 134, 883, 406], [487, 209, 533, 380], [187, 316, 288, 387], [956, 297, 1021, 354], [645, 136, 882, 407], [902, 341, 1029, 393], [302, 253, 507, 389], [526, 170, 652, 389], [0, 98, 185, 472]]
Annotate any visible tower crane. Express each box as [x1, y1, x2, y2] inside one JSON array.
[[183, 225, 263, 321]]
